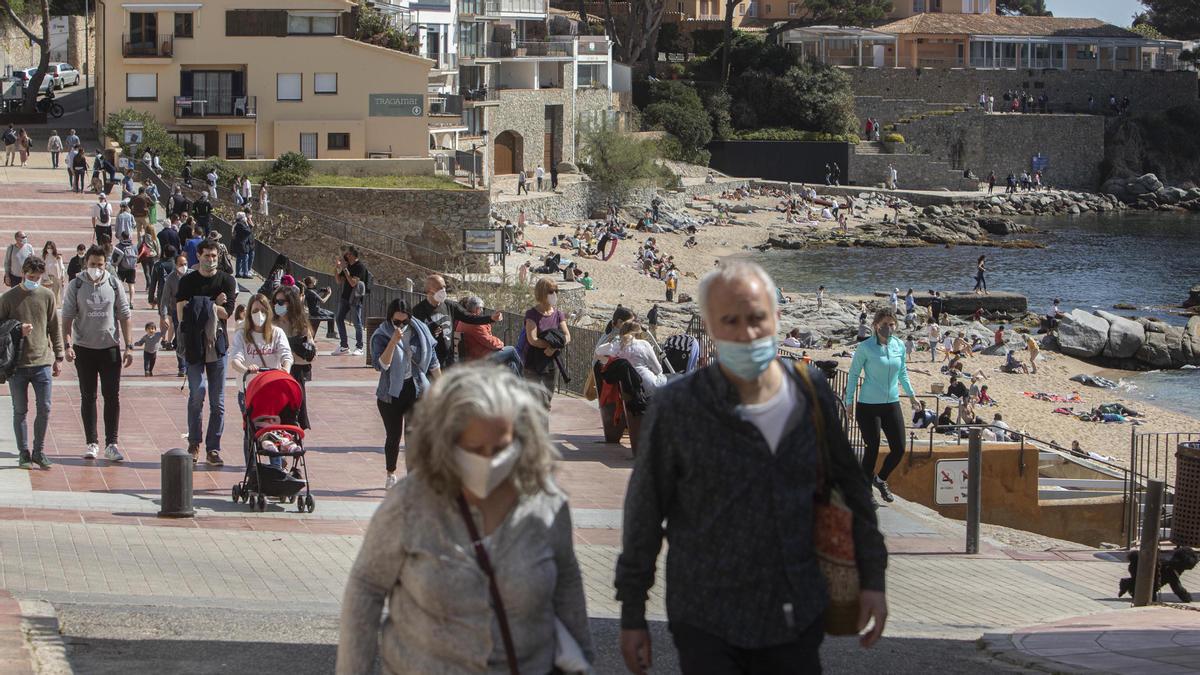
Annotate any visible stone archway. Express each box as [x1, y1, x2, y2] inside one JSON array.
[[494, 130, 523, 175]]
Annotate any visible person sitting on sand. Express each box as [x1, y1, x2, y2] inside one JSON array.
[[947, 374, 968, 401], [978, 385, 995, 405], [912, 400, 937, 429], [936, 406, 955, 433], [953, 333, 971, 358], [782, 328, 804, 348], [1002, 350, 1029, 374], [992, 413, 1012, 442]]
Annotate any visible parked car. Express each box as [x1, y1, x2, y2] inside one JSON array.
[[46, 63, 81, 89], [12, 68, 54, 94]]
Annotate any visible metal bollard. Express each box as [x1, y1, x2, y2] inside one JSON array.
[[158, 447, 195, 518], [966, 428, 982, 554], [1134, 480, 1166, 607]]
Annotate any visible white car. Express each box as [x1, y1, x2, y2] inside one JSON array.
[[12, 68, 54, 94], [47, 63, 81, 89]]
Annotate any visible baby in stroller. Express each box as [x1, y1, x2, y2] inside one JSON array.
[[251, 414, 301, 467]]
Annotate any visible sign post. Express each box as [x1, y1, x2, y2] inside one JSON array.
[[462, 228, 505, 278]]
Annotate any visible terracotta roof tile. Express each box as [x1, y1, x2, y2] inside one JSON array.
[[878, 14, 1141, 39]]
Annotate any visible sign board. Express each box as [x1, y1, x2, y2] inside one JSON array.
[[935, 459, 969, 505], [1031, 153, 1049, 173], [122, 122, 144, 147], [368, 93, 424, 117], [462, 228, 503, 254]]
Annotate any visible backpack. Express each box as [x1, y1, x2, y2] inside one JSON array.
[[117, 241, 138, 272], [97, 203, 111, 224], [2, 129, 15, 146], [0, 319, 24, 384]]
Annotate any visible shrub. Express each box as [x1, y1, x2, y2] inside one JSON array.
[[884, 133, 905, 143], [262, 170, 309, 186], [579, 127, 666, 203], [642, 80, 713, 165], [102, 109, 186, 174], [272, 151, 312, 178], [729, 128, 859, 144], [189, 156, 238, 185]]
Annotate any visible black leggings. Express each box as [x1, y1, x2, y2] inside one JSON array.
[[377, 379, 417, 473], [856, 401, 906, 482]]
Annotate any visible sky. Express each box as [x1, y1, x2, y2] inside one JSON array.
[[1044, 0, 1143, 27]]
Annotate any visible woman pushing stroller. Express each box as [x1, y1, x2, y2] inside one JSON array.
[[230, 293, 293, 464]]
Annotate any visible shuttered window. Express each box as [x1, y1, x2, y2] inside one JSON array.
[[126, 73, 157, 100], [277, 73, 302, 101], [226, 10, 288, 37]]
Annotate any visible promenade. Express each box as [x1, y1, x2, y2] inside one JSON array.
[[1, 155, 1198, 674]]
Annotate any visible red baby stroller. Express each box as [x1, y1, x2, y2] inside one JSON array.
[[231, 370, 315, 513]]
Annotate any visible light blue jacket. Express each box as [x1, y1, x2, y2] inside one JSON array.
[[844, 334, 915, 405], [372, 319, 437, 402]]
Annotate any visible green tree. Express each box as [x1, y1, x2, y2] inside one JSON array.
[[641, 80, 714, 164], [579, 127, 664, 203], [728, 62, 857, 135], [996, 0, 1052, 15], [1135, 0, 1200, 39], [102, 109, 186, 174]]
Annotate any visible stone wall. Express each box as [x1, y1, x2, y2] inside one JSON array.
[[844, 68, 1198, 115], [268, 186, 490, 271], [489, 175, 749, 223], [226, 157, 434, 176], [853, 96, 963, 128], [893, 109, 1106, 190], [850, 150, 971, 190], [1, 15, 92, 76]]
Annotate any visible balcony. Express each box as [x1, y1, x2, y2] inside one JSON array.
[[483, 0, 546, 14], [123, 33, 172, 59], [174, 95, 257, 126], [460, 84, 501, 104], [429, 94, 464, 116], [430, 53, 458, 71]]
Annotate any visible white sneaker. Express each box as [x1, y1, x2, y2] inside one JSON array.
[[82, 443, 99, 459], [351, 348, 363, 357], [104, 444, 125, 462], [384, 474, 397, 489], [331, 346, 350, 356]]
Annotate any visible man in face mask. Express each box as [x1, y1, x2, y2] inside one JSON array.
[[4, 231, 33, 288], [0, 256, 64, 469], [615, 261, 889, 675], [332, 246, 367, 356], [175, 240, 237, 465], [159, 253, 190, 376], [61, 246, 134, 463], [411, 273, 502, 369]]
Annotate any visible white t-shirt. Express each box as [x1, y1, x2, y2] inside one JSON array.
[[737, 373, 797, 454], [595, 338, 665, 391]]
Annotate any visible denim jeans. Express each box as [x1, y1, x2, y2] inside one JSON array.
[[187, 358, 226, 452], [488, 346, 523, 376], [236, 252, 252, 277], [8, 365, 52, 453], [336, 302, 363, 349]]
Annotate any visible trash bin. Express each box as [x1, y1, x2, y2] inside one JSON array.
[[1172, 441, 1200, 547]]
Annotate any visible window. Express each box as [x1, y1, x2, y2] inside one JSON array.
[[126, 73, 157, 100], [277, 73, 301, 100], [737, 3, 744, 14], [226, 133, 245, 159], [765, 4, 771, 14], [129, 12, 157, 43], [174, 12, 194, 38], [288, 13, 338, 35], [327, 133, 350, 150], [788, 1, 799, 15], [314, 72, 337, 94], [912, 0, 925, 11]]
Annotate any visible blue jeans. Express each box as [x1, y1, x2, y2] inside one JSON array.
[[187, 358, 226, 453], [169, 314, 185, 374], [9, 365, 52, 454], [337, 302, 363, 350], [236, 252, 251, 277], [488, 346, 523, 375]]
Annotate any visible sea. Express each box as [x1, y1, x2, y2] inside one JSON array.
[[750, 210, 1200, 419]]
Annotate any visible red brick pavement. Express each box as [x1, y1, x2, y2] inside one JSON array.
[[0, 591, 34, 675]]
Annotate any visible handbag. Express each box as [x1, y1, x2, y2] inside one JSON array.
[[794, 364, 861, 636], [288, 333, 317, 363], [582, 367, 597, 401], [456, 495, 520, 675]]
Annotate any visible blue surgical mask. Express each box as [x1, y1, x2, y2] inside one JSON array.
[[21, 278, 39, 291], [715, 335, 778, 381], [273, 302, 288, 317]]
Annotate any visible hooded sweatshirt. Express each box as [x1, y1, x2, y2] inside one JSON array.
[[61, 270, 131, 349]]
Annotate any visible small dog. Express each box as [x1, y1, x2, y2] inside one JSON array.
[[1118, 546, 1198, 602]]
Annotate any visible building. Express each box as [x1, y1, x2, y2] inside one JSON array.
[[95, 0, 433, 160], [888, 0, 993, 20], [783, 14, 1186, 71]]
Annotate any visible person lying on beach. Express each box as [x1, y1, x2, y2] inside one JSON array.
[[1001, 350, 1029, 373]]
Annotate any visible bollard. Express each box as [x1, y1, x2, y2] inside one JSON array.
[[158, 448, 195, 518], [1133, 479, 1166, 607], [966, 428, 982, 555]]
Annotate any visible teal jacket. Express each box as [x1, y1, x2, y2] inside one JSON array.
[[844, 334, 915, 405]]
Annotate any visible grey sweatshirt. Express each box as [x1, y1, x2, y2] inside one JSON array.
[[61, 272, 132, 349]]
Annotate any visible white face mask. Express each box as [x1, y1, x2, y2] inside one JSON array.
[[250, 311, 266, 327], [546, 293, 558, 307], [85, 267, 105, 282], [176, 265, 187, 275], [431, 288, 447, 304], [455, 441, 521, 499]]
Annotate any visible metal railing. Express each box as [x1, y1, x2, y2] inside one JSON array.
[[461, 84, 500, 101], [123, 33, 172, 58], [1125, 430, 1200, 549], [429, 94, 463, 116], [174, 95, 256, 119]]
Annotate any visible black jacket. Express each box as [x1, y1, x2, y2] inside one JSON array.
[[0, 319, 25, 384], [599, 358, 647, 416]]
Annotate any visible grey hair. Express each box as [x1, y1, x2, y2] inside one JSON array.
[[697, 260, 778, 324], [464, 295, 484, 313], [407, 364, 557, 498]]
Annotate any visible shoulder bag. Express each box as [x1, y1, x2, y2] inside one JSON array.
[[793, 363, 861, 636], [456, 495, 520, 675]]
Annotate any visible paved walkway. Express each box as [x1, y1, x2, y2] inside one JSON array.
[[0, 162, 1192, 673]]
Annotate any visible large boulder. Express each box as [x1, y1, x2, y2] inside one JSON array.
[[1094, 310, 1145, 359], [1136, 330, 1174, 367], [1128, 173, 1164, 195], [1165, 325, 1189, 367], [1186, 316, 1200, 365], [1056, 309, 1110, 358]]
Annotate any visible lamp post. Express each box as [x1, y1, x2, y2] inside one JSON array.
[[470, 129, 489, 189]]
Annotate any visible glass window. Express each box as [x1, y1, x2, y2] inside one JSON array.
[[126, 73, 157, 100], [174, 12, 193, 38], [314, 72, 337, 94], [129, 12, 157, 44], [289, 13, 338, 34], [277, 73, 301, 100], [226, 133, 245, 159], [328, 133, 350, 150]]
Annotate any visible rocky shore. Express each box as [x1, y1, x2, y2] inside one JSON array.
[[1056, 309, 1200, 369], [1102, 173, 1200, 211]]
